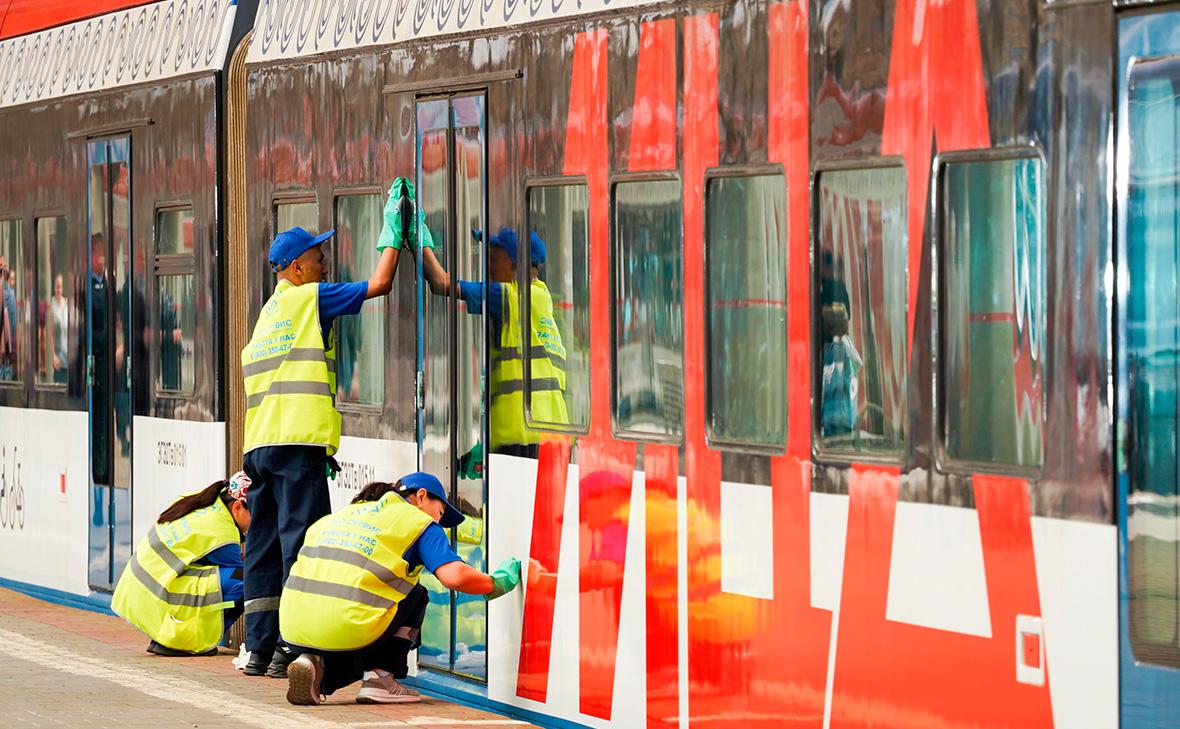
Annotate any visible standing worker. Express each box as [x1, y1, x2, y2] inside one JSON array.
[[239, 179, 423, 677], [111, 472, 252, 657], [280, 473, 522, 705]]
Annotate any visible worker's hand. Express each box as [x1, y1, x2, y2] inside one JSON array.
[[377, 178, 413, 252], [486, 557, 522, 600]]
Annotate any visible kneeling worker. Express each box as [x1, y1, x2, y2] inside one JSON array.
[[112, 472, 252, 656], [281, 472, 521, 705]]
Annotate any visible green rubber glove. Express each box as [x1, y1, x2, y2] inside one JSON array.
[[376, 178, 436, 252], [457, 441, 484, 481], [486, 557, 522, 600]]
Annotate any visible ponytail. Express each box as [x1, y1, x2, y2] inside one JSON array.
[[351, 481, 401, 504], [157, 480, 229, 524]]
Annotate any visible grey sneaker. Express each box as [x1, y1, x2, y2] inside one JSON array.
[[355, 670, 421, 704], [286, 654, 325, 706]]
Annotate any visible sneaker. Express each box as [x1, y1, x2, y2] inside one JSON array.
[[266, 645, 295, 678], [242, 650, 273, 676], [286, 654, 325, 706], [146, 640, 217, 657], [356, 670, 421, 704]]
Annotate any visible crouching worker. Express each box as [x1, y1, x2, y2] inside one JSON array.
[[112, 472, 252, 657], [281, 473, 521, 705]]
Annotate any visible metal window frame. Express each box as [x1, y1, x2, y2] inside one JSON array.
[[0, 215, 28, 394], [931, 145, 1048, 479], [701, 164, 790, 455], [152, 204, 197, 398], [331, 188, 387, 415], [521, 175, 593, 436], [609, 172, 686, 445], [31, 211, 69, 393], [809, 157, 910, 466]]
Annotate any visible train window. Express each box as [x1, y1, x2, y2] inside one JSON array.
[[274, 200, 319, 235], [35, 217, 70, 387], [333, 194, 384, 407], [705, 173, 788, 450], [613, 178, 684, 439], [0, 219, 24, 383], [939, 155, 1044, 469], [524, 183, 590, 432], [155, 209, 195, 394], [814, 166, 907, 457]]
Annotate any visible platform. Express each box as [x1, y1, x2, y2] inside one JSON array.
[[0, 587, 534, 728]]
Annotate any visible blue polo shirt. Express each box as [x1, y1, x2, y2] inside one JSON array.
[[317, 281, 368, 340], [404, 522, 463, 572]]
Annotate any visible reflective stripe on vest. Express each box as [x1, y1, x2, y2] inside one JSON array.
[[241, 279, 342, 455], [111, 499, 240, 653], [280, 493, 434, 652], [488, 279, 570, 448]]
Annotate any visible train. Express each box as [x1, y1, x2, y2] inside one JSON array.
[[0, 0, 1177, 726]]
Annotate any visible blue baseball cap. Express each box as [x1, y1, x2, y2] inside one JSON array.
[[488, 228, 518, 265], [398, 471, 464, 528], [269, 226, 335, 272], [529, 232, 546, 266]]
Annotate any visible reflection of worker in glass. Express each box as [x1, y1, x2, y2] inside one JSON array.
[[421, 228, 568, 458], [0, 255, 15, 380], [818, 249, 861, 437], [51, 274, 69, 384], [159, 286, 183, 391]]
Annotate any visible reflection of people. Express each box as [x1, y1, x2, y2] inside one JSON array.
[[0, 255, 15, 380], [89, 237, 113, 510], [51, 274, 68, 384], [112, 472, 252, 657], [818, 250, 860, 436], [281, 474, 521, 705], [421, 228, 568, 457], [159, 287, 182, 390], [240, 195, 406, 678], [116, 244, 147, 457]]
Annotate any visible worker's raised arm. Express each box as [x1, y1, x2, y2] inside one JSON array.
[[366, 246, 400, 299], [433, 557, 521, 598], [368, 176, 431, 299]]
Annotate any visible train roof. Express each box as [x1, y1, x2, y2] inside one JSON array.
[[246, 0, 670, 65], [0, 0, 239, 110]]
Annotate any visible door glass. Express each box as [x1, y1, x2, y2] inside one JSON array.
[[0, 219, 23, 383], [416, 98, 454, 674], [451, 94, 487, 680], [1126, 56, 1180, 668], [86, 137, 133, 590]]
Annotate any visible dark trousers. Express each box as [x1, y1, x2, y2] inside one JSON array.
[[315, 584, 429, 696], [242, 445, 332, 654]]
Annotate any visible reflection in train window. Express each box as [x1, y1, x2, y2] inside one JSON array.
[[0, 219, 24, 383], [155, 209, 195, 394], [526, 184, 589, 431], [940, 156, 1044, 468], [270, 200, 319, 299], [706, 174, 788, 449], [35, 217, 70, 386], [613, 179, 683, 439], [334, 194, 384, 407], [1126, 57, 1180, 669], [814, 166, 907, 456]]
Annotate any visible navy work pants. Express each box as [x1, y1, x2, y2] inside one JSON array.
[[242, 444, 332, 654]]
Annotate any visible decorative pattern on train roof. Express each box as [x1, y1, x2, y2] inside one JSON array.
[[0, 0, 237, 110], [247, 0, 672, 64], [0, 1, 158, 40]]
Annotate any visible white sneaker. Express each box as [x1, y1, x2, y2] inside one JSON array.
[[356, 669, 421, 704], [286, 654, 325, 706]]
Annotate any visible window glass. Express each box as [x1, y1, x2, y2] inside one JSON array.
[[614, 179, 683, 438], [275, 201, 318, 234], [0, 219, 24, 383], [815, 166, 907, 455], [941, 157, 1044, 467], [334, 194, 384, 406], [526, 184, 590, 430], [706, 174, 788, 448], [36, 217, 70, 386], [1126, 59, 1180, 668], [156, 210, 195, 393]]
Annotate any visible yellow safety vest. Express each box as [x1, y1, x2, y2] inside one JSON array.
[[241, 279, 341, 455], [280, 493, 435, 652], [489, 279, 569, 449], [111, 499, 241, 653]]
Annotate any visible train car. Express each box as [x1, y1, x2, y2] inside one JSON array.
[[0, 0, 257, 595], [6, 0, 1180, 725]]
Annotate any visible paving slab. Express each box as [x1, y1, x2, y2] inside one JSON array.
[[0, 587, 534, 729]]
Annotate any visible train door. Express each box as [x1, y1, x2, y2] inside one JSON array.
[[85, 136, 134, 591], [1117, 10, 1180, 726], [414, 93, 489, 680]]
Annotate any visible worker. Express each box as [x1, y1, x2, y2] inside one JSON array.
[[240, 179, 428, 678], [111, 471, 252, 657], [421, 228, 568, 458], [280, 472, 522, 705]]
